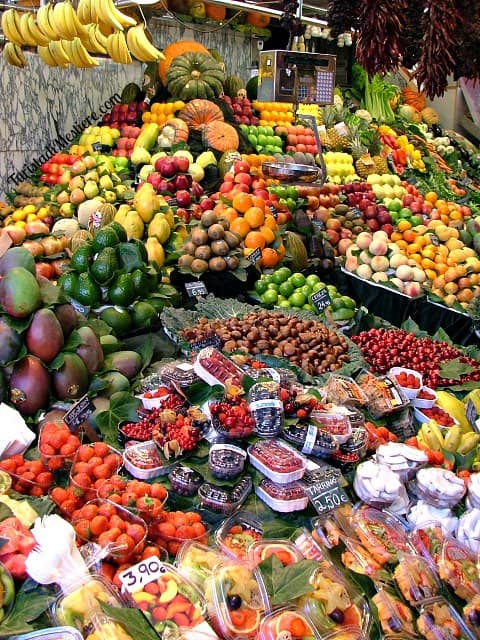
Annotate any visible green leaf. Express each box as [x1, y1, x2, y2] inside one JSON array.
[[401, 317, 428, 337], [432, 327, 453, 344], [258, 556, 319, 606], [184, 381, 223, 406], [80, 318, 112, 337], [0, 581, 56, 637], [48, 351, 65, 371], [64, 330, 82, 352], [2, 314, 32, 333], [100, 602, 159, 640], [95, 391, 142, 446], [39, 279, 63, 306], [0, 503, 13, 522], [138, 334, 154, 373], [438, 358, 476, 381]]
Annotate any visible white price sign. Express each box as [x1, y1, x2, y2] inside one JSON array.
[[119, 557, 167, 592]]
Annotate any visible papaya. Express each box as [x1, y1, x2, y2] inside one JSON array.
[[25, 308, 65, 363], [145, 237, 165, 269], [0, 267, 41, 318]]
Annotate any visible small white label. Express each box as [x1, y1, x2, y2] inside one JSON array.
[[119, 558, 167, 593], [249, 399, 283, 411], [302, 423, 318, 455], [334, 121, 348, 137]]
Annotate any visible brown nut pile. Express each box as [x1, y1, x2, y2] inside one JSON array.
[[180, 310, 350, 376]]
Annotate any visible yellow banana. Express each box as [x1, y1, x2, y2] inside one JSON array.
[[4, 42, 27, 68], [36, 3, 59, 41], [457, 432, 480, 456], [37, 45, 59, 67], [443, 425, 462, 453], [91, 24, 109, 50], [419, 423, 444, 452], [108, 0, 137, 28], [48, 40, 71, 67], [66, 0, 88, 38], [126, 24, 164, 62], [26, 14, 50, 46], [436, 390, 471, 433], [52, 1, 75, 39], [77, 0, 93, 24], [2, 10, 24, 46], [115, 30, 132, 64], [93, 0, 124, 31], [18, 12, 38, 47], [465, 388, 480, 417], [73, 37, 99, 67]]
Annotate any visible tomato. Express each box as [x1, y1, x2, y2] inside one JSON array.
[[46, 174, 58, 185]]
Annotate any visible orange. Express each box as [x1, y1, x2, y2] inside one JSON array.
[[276, 211, 289, 225], [407, 243, 422, 255], [232, 192, 254, 213], [244, 206, 265, 229], [221, 206, 238, 225], [251, 196, 266, 211], [409, 253, 422, 265], [397, 219, 412, 232], [244, 231, 266, 250], [213, 202, 226, 216], [425, 191, 438, 204], [260, 247, 279, 268], [403, 230, 417, 244], [390, 231, 403, 242], [276, 243, 286, 260], [230, 217, 251, 238], [396, 240, 408, 251], [259, 225, 275, 244], [264, 213, 279, 231]]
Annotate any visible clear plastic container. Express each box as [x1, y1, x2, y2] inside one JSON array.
[[156, 360, 198, 388], [413, 406, 458, 428], [125, 562, 206, 634], [415, 467, 466, 509], [294, 529, 334, 566], [283, 423, 339, 458], [258, 606, 322, 640], [298, 564, 371, 636], [194, 348, 244, 388], [175, 540, 226, 588], [357, 371, 409, 418], [208, 395, 255, 440], [351, 505, 413, 565], [38, 420, 82, 472], [208, 444, 246, 480], [309, 409, 352, 444], [340, 427, 368, 461], [388, 367, 423, 400], [205, 561, 269, 640], [246, 366, 297, 387], [371, 586, 416, 636], [0, 562, 15, 621], [9, 628, 83, 640], [69, 443, 123, 501], [198, 476, 252, 515], [417, 597, 476, 640], [215, 511, 263, 562], [353, 460, 402, 510], [52, 576, 123, 633], [408, 522, 445, 567], [464, 594, 480, 634], [324, 375, 367, 406], [168, 465, 204, 497], [437, 537, 480, 600], [248, 539, 304, 567], [339, 536, 388, 581], [136, 386, 172, 410], [123, 440, 170, 479], [256, 478, 308, 512], [247, 439, 306, 483], [393, 552, 440, 605], [248, 381, 284, 438], [321, 628, 369, 640], [412, 387, 437, 409], [5, 465, 53, 497]]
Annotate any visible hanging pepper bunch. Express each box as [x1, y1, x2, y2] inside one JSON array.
[[453, 0, 480, 81], [399, 0, 424, 69], [279, 0, 305, 38], [327, 0, 359, 38]]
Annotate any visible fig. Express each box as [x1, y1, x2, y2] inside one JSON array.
[[190, 258, 208, 273], [207, 223, 225, 240], [194, 245, 212, 261], [191, 227, 208, 246], [52, 352, 89, 400], [211, 239, 230, 256], [10, 355, 51, 415], [209, 256, 227, 271], [26, 308, 65, 363]]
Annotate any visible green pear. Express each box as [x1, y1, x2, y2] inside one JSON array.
[[102, 190, 117, 203], [59, 203, 76, 217], [99, 175, 114, 190], [84, 170, 99, 183], [84, 180, 100, 199]]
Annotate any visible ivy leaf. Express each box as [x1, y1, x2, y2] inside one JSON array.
[[0, 581, 56, 637], [48, 351, 65, 371], [64, 330, 82, 352], [80, 318, 112, 337], [257, 555, 318, 605], [100, 602, 159, 640], [438, 358, 476, 381], [184, 381, 223, 406], [432, 327, 453, 344], [39, 279, 63, 306], [138, 334, 154, 373], [95, 392, 142, 446]]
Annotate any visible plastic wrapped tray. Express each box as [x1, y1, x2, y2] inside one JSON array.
[[248, 439, 306, 483]]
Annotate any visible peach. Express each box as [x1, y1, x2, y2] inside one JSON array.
[[390, 254, 409, 269], [345, 255, 359, 272], [338, 238, 353, 255], [391, 277, 405, 292], [370, 255, 389, 272], [372, 272, 389, 283], [396, 264, 414, 281], [412, 267, 427, 283], [356, 231, 373, 250], [404, 281, 422, 297], [356, 263, 372, 279], [369, 238, 389, 256], [359, 250, 372, 265]]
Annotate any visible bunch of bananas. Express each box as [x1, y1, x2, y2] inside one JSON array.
[[417, 419, 480, 455], [2, 0, 164, 69], [436, 390, 472, 433]]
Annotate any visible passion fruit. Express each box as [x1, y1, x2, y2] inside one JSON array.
[[208, 223, 225, 240], [209, 256, 227, 271], [211, 239, 230, 256], [190, 258, 209, 274]]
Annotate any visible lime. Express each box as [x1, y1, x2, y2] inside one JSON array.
[[262, 289, 278, 304], [262, 274, 273, 287], [254, 279, 268, 295], [131, 269, 151, 298], [58, 271, 79, 298], [387, 199, 402, 212], [398, 208, 412, 219], [289, 291, 306, 307], [410, 215, 423, 227], [276, 266, 292, 281], [277, 295, 286, 303], [92, 226, 120, 252], [278, 300, 291, 308], [300, 284, 312, 298], [267, 282, 279, 291], [107, 273, 136, 306], [100, 306, 133, 336], [132, 300, 157, 328], [327, 285, 338, 298], [302, 303, 315, 312], [311, 281, 326, 293], [339, 295, 356, 309], [279, 281, 294, 297], [286, 186, 298, 199], [305, 274, 321, 288], [289, 272, 306, 288], [70, 244, 94, 273]]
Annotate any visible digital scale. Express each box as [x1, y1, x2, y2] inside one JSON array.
[[257, 50, 337, 105]]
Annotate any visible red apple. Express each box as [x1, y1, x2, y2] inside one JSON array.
[[176, 207, 190, 223], [367, 218, 380, 231], [174, 156, 190, 173], [190, 182, 204, 199], [199, 197, 215, 211], [156, 157, 177, 178], [176, 190, 191, 207], [173, 174, 190, 191]]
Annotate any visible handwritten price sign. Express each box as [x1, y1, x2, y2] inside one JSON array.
[[119, 557, 167, 592]]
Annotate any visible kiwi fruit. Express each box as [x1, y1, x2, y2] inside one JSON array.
[[335, 204, 349, 215], [183, 241, 197, 256], [211, 239, 230, 256], [209, 256, 227, 271], [201, 211, 217, 227], [208, 223, 225, 240], [195, 244, 212, 261], [224, 255, 239, 270], [190, 258, 209, 273], [191, 227, 209, 246], [178, 254, 194, 268], [224, 230, 241, 249]]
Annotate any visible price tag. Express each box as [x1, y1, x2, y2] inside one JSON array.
[[311, 288, 331, 313], [64, 394, 95, 432], [430, 234, 440, 246], [305, 475, 349, 515], [247, 246, 262, 264], [92, 142, 103, 152], [312, 220, 324, 229], [466, 400, 480, 432], [191, 335, 222, 352], [67, 297, 89, 318], [185, 281, 208, 297], [119, 557, 167, 593]]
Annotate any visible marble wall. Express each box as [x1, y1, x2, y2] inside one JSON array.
[[0, 19, 254, 199]]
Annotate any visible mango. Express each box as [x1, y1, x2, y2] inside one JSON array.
[[104, 350, 142, 379], [0, 267, 41, 318], [148, 213, 171, 244]]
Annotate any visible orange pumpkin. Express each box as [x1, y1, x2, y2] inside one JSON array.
[[178, 99, 224, 130], [159, 41, 210, 86], [161, 118, 189, 142], [246, 12, 271, 28], [203, 121, 239, 152], [204, 3, 226, 20]]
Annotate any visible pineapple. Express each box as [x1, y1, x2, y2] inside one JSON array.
[[363, 127, 389, 175], [322, 105, 349, 150], [347, 124, 376, 178]]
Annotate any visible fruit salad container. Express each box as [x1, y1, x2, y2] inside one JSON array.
[[416, 598, 476, 640], [9, 628, 83, 640], [78, 613, 135, 640], [149, 512, 210, 558], [294, 529, 335, 569], [324, 375, 367, 407], [71, 499, 147, 563], [322, 627, 370, 640], [52, 575, 123, 634], [124, 562, 206, 637], [208, 444, 246, 481], [298, 565, 370, 636], [205, 561, 269, 640], [256, 478, 309, 512], [357, 371, 409, 418], [247, 440, 306, 484], [415, 467, 466, 509], [194, 348, 244, 389], [123, 440, 172, 479], [283, 423, 339, 458], [412, 387, 437, 409], [437, 537, 480, 601], [248, 539, 304, 568], [248, 381, 284, 438], [38, 420, 83, 472], [175, 540, 227, 588], [198, 476, 252, 515], [215, 511, 263, 562], [393, 552, 440, 606], [371, 585, 416, 636], [258, 607, 322, 640], [408, 522, 445, 567], [388, 367, 423, 400], [169, 465, 204, 497]]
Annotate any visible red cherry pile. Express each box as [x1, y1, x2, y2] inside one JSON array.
[[223, 95, 259, 126], [394, 371, 421, 389], [153, 414, 202, 453], [120, 395, 185, 442], [209, 396, 255, 438], [421, 406, 456, 427]]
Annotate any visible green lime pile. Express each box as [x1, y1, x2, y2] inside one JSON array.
[[59, 222, 179, 336], [251, 267, 357, 321]]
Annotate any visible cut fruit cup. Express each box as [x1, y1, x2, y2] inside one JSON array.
[[248, 539, 304, 568], [258, 606, 322, 640], [136, 385, 172, 410], [37, 419, 83, 472], [215, 511, 263, 562], [175, 540, 227, 589], [71, 498, 147, 564], [69, 443, 123, 502], [417, 597, 477, 640], [388, 367, 423, 400]]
